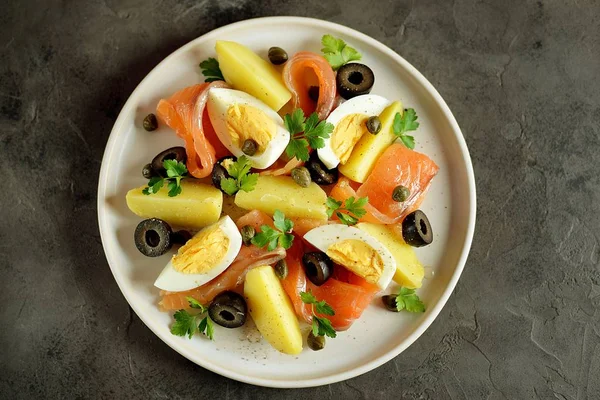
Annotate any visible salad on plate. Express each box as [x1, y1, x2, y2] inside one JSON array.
[[124, 34, 438, 355]]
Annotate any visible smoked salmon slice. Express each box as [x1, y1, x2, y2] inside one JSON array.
[[156, 81, 229, 179], [330, 177, 397, 224], [281, 239, 379, 331], [282, 51, 336, 121], [159, 210, 285, 310], [357, 143, 438, 221]]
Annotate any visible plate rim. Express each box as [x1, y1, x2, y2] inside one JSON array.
[[97, 16, 476, 388]]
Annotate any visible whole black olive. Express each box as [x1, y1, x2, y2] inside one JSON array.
[[305, 152, 339, 185], [151, 147, 187, 176], [143, 113, 158, 131], [142, 163, 156, 179], [268, 47, 288, 65], [336, 63, 375, 100], [134, 218, 173, 257], [208, 291, 247, 328], [402, 210, 433, 247], [302, 252, 333, 286]]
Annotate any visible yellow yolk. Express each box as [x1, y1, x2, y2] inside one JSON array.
[[171, 225, 230, 274], [326, 239, 384, 284], [331, 113, 369, 164], [226, 104, 275, 154]]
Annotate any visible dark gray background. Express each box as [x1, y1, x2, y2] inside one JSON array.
[[1, 0, 599, 398]]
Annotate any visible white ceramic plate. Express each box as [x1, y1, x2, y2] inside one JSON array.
[[97, 17, 476, 388]]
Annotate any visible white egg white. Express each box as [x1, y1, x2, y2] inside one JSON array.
[[318, 95, 392, 169], [154, 215, 242, 292], [303, 224, 396, 290], [207, 88, 290, 169]]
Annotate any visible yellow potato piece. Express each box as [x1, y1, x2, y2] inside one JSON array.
[[234, 176, 328, 220], [338, 101, 404, 183], [216, 41, 291, 111], [244, 265, 303, 355], [125, 180, 222, 229], [357, 222, 424, 288]]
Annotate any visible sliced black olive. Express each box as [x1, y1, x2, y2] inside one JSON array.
[[291, 167, 312, 188], [208, 291, 247, 328], [307, 331, 325, 351], [302, 252, 333, 286], [336, 63, 375, 100], [240, 225, 255, 246], [308, 86, 320, 102], [142, 163, 156, 179], [242, 139, 258, 156], [402, 210, 433, 247], [134, 218, 172, 257], [171, 230, 192, 245], [305, 152, 339, 185], [211, 164, 229, 191], [366, 116, 381, 134], [268, 47, 288, 65], [382, 294, 399, 312], [392, 185, 410, 202], [143, 113, 158, 131], [151, 147, 187, 177], [274, 259, 288, 279]]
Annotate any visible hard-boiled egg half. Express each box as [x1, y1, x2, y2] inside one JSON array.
[[317, 94, 391, 169], [154, 216, 242, 292], [207, 88, 290, 169], [303, 224, 396, 289]]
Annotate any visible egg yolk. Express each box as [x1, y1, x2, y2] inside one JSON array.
[[331, 114, 369, 164], [171, 225, 230, 274], [226, 104, 275, 154], [326, 239, 384, 284]]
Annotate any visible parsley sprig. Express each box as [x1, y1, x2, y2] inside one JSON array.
[[394, 287, 426, 313], [220, 156, 259, 196], [143, 159, 188, 197], [325, 196, 368, 226], [283, 109, 333, 162], [199, 57, 224, 82], [393, 109, 419, 149], [321, 34, 362, 70], [251, 210, 294, 251], [300, 291, 337, 338], [170, 297, 215, 340]]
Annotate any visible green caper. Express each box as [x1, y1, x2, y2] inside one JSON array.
[[366, 116, 381, 134], [143, 113, 158, 131], [382, 294, 399, 312], [291, 167, 312, 188], [268, 47, 288, 65], [307, 331, 325, 351], [241, 225, 255, 246], [392, 185, 410, 202], [242, 139, 258, 156], [274, 259, 288, 279], [142, 163, 155, 179]]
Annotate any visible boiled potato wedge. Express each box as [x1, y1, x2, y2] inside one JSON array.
[[235, 176, 328, 220], [216, 41, 291, 111], [244, 265, 303, 355], [339, 101, 403, 183], [126, 180, 222, 229], [357, 222, 424, 288]]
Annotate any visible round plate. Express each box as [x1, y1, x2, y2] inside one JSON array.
[[97, 17, 476, 388]]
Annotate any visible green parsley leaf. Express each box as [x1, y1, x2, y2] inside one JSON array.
[[301, 291, 337, 338], [283, 109, 332, 162], [186, 296, 206, 312], [300, 291, 318, 304], [143, 160, 187, 196], [252, 210, 295, 251], [313, 315, 337, 338], [325, 196, 368, 225], [393, 109, 419, 149], [171, 310, 198, 339], [315, 300, 335, 316], [321, 34, 362, 70], [395, 287, 426, 313], [220, 156, 258, 195], [198, 316, 215, 340], [199, 57, 224, 82]]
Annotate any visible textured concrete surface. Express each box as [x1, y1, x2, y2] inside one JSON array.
[[1, 0, 599, 398]]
